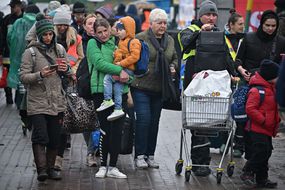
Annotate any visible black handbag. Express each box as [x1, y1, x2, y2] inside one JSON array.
[[120, 116, 134, 155]]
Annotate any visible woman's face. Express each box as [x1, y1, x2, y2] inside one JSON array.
[[42, 31, 54, 45], [83, 17, 96, 36], [56, 24, 69, 34], [95, 26, 111, 42], [262, 18, 277, 35], [230, 17, 244, 34], [150, 19, 167, 38]]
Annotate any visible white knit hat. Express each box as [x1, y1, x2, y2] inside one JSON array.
[[53, 11, 72, 25]]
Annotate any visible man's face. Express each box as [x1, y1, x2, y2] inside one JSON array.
[[10, 4, 22, 15], [42, 31, 54, 45], [200, 13, 218, 25], [73, 13, 85, 24]]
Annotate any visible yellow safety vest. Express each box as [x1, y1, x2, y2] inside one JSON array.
[[225, 37, 243, 61], [178, 24, 201, 60]]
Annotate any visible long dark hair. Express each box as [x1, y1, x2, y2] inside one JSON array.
[[227, 9, 242, 30]]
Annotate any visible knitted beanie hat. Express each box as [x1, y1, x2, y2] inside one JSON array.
[[198, 0, 218, 18], [35, 13, 54, 38], [53, 11, 72, 25], [259, 59, 280, 81], [48, 1, 61, 12], [95, 6, 114, 19], [73, 1, 86, 13], [25, 4, 40, 14]]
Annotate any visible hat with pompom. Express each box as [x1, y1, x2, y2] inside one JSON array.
[[35, 13, 54, 38]]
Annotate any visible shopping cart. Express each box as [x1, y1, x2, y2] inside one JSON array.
[[175, 81, 238, 184]]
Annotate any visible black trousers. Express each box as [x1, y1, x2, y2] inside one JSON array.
[[92, 93, 127, 167], [244, 132, 273, 183], [30, 113, 63, 150]]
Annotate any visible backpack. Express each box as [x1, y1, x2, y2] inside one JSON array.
[[127, 39, 150, 77], [231, 85, 265, 122], [76, 57, 93, 99]]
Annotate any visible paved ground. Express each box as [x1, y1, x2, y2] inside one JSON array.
[[1, 89, 285, 190]]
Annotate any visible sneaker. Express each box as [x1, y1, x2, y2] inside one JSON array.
[[95, 166, 107, 178], [233, 149, 243, 158], [135, 155, 148, 169], [106, 167, 127, 179], [256, 179, 277, 189], [96, 100, 115, 112], [146, 156, 159, 168], [193, 167, 211, 176], [240, 171, 255, 186], [54, 156, 63, 171], [107, 109, 125, 121], [219, 144, 229, 155], [86, 154, 97, 167]]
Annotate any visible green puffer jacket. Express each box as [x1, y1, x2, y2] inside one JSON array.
[[7, 13, 37, 89], [87, 37, 129, 94]]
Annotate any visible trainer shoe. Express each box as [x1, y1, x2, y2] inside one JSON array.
[[106, 167, 127, 179], [96, 99, 114, 112], [146, 156, 159, 168], [86, 154, 97, 167], [95, 166, 107, 178], [107, 109, 125, 121], [135, 155, 148, 169], [233, 149, 243, 158]]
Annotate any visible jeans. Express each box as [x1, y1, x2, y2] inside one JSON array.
[[104, 69, 133, 110], [131, 88, 162, 157]]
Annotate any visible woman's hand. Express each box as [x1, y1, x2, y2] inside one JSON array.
[[40, 66, 56, 78], [238, 66, 251, 81], [119, 70, 129, 83], [57, 60, 68, 72]]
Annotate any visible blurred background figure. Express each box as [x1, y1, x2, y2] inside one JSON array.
[[95, 6, 114, 19], [126, 4, 141, 34], [71, 1, 86, 35], [115, 3, 126, 19]]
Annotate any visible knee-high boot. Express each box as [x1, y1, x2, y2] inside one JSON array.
[[46, 148, 62, 180], [32, 144, 48, 181]]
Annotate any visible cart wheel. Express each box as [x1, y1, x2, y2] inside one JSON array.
[[175, 161, 183, 175], [22, 125, 27, 136], [217, 172, 222, 184], [185, 170, 191, 182], [227, 165, 234, 177]]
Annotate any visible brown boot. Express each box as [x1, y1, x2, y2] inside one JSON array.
[[46, 148, 62, 180], [32, 144, 48, 181]]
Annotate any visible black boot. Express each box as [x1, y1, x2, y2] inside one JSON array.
[[5, 87, 13, 104], [32, 144, 48, 181], [256, 179, 277, 189], [46, 148, 62, 180]]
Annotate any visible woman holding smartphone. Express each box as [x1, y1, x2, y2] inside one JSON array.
[[20, 14, 71, 182]]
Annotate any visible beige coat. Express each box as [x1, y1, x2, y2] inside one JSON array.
[[20, 41, 68, 116]]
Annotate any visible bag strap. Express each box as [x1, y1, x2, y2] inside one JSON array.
[[127, 38, 134, 53], [253, 86, 265, 106]]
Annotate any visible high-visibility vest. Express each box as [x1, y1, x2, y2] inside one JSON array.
[[67, 34, 82, 67], [141, 10, 150, 31], [225, 37, 243, 61], [178, 24, 201, 60]]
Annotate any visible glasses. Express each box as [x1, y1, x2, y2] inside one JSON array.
[[42, 32, 54, 37]]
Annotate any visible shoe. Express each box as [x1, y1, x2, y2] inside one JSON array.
[[233, 149, 243, 158], [96, 100, 115, 112], [86, 154, 97, 167], [37, 170, 48, 182], [256, 179, 277, 188], [107, 109, 125, 121], [146, 156, 159, 168], [135, 155, 148, 169], [219, 144, 229, 155], [47, 168, 62, 180], [95, 166, 107, 178], [106, 167, 127, 179], [6, 97, 13, 105], [240, 171, 255, 186], [54, 156, 63, 171], [193, 167, 211, 176]]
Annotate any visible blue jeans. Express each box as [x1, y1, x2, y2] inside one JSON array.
[[131, 88, 162, 157], [103, 69, 133, 110]]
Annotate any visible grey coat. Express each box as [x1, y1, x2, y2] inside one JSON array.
[[20, 41, 68, 116]]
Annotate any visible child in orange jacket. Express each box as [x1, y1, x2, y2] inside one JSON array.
[[96, 16, 141, 121]]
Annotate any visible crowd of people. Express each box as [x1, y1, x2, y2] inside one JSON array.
[[0, 0, 285, 188]]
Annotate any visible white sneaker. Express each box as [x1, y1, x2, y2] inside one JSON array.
[[135, 155, 148, 169], [106, 167, 127, 179], [96, 100, 115, 112], [95, 166, 107, 178], [86, 154, 97, 167], [146, 156, 159, 168], [107, 109, 125, 121]]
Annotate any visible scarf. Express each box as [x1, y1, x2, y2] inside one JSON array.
[[147, 29, 178, 101]]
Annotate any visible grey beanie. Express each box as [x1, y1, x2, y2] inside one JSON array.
[[198, 0, 218, 18], [53, 11, 71, 25]]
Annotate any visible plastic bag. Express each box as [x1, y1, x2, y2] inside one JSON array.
[[92, 130, 101, 149]]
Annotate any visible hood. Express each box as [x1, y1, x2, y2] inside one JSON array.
[[120, 16, 136, 38], [22, 13, 37, 22], [126, 4, 138, 15], [249, 72, 274, 89], [257, 10, 279, 42]]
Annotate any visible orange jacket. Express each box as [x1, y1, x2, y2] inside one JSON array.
[[114, 16, 141, 71]]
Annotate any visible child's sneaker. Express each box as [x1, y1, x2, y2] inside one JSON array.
[[106, 167, 127, 178], [95, 166, 107, 178], [96, 100, 114, 112], [107, 109, 125, 121]]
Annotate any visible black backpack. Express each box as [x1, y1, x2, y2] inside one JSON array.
[[76, 57, 93, 99]]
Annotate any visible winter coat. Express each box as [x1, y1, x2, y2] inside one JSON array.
[[130, 29, 178, 93], [87, 36, 129, 94], [236, 32, 285, 73], [7, 13, 37, 89], [19, 41, 68, 116], [277, 58, 285, 108], [246, 72, 280, 137], [55, 27, 84, 73], [114, 16, 141, 71]]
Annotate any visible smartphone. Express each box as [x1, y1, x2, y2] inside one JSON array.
[[49, 65, 58, 70]]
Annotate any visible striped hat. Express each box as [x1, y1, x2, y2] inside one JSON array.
[[35, 13, 54, 38]]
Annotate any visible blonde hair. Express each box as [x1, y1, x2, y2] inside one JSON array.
[[149, 8, 168, 23], [83, 14, 96, 25]]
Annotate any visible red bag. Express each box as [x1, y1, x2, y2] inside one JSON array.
[[0, 66, 8, 88]]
